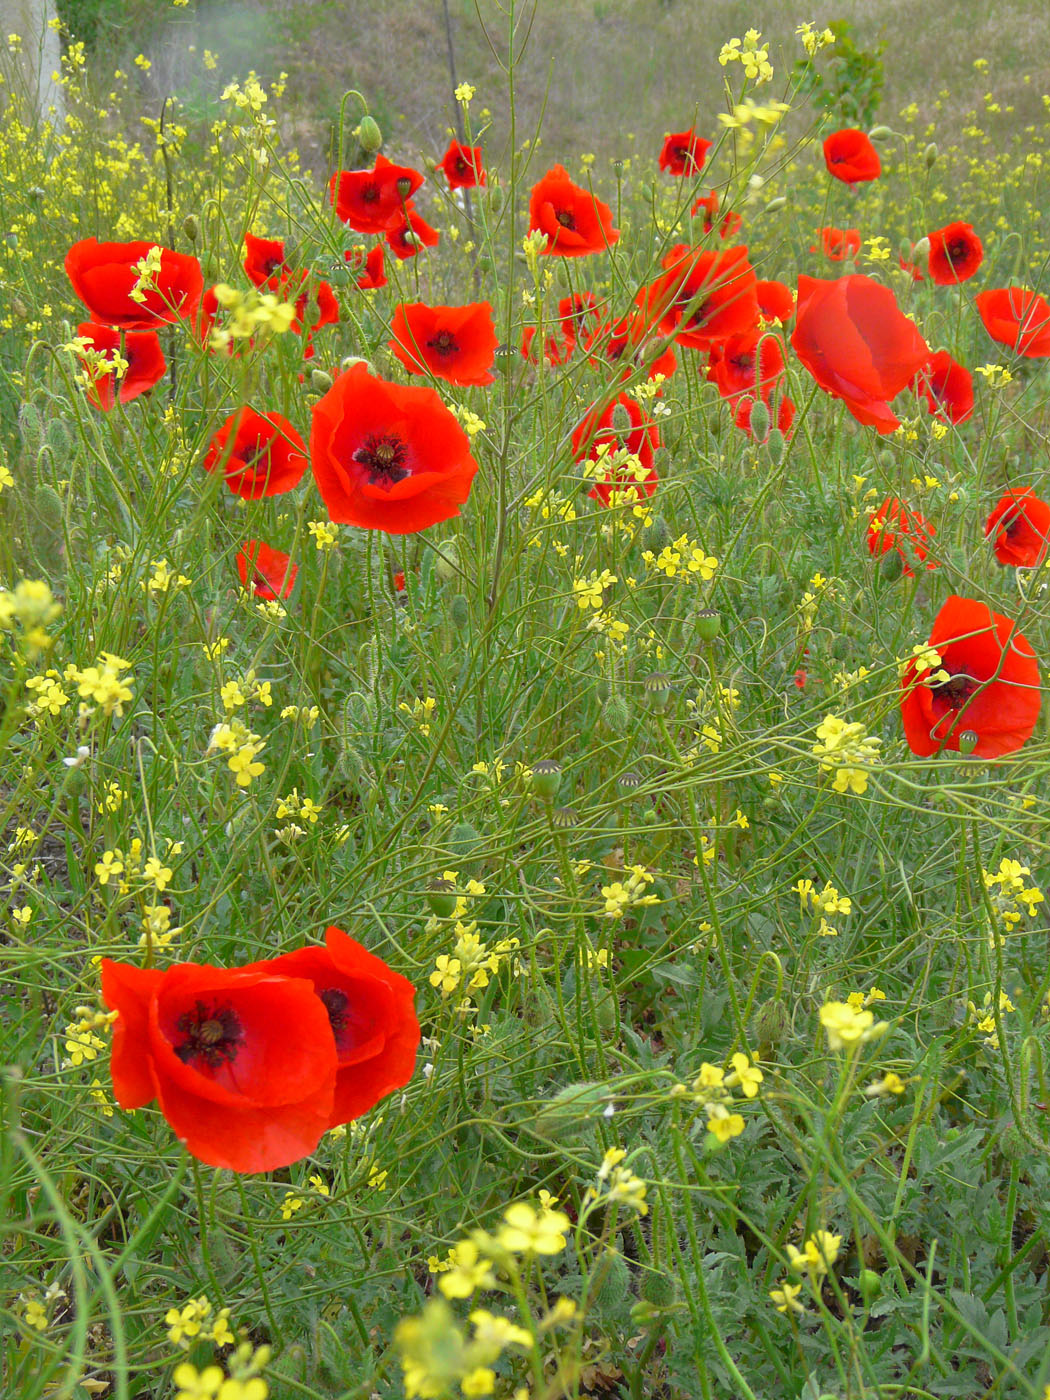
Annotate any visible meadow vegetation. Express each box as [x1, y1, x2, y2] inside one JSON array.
[[2, 5, 1050, 1400]]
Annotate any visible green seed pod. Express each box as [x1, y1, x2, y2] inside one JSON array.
[[748, 397, 770, 442], [530, 1081, 607, 1142], [357, 114, 382, 153], [694, 608, 721, 642], [643, 672, 671, 711], [530, 759, 562, 803], [602, 693, 630, 733], [551, 805, 579, 829], [450, 593, 470, 629], [426, 877, 458, 919], [764, 427, 785, 465], [957, 730, 979, 755]]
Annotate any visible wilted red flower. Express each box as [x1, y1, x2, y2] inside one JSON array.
[[75, 320, 166, 410], [866, 497, 937, 576], [440, 139, 486, 189], [310, 364, 479, 533], [245, 927, 419, 1130], [985, 488, 1050, 568], [792, 274, 930, 433], [823, 128, 881, 184], [658, 129, 711, 176], [926, 221, 983, 285], [912, 351, 974, 424], [648, 243, 759, 350], [243, 232, 291, 286], [812, 226, 860, 261], [900, 596, 1041, 758], [691, 190, 742, 240], [756, 279, 795, 323], [345, 244, 387, 289], [707, 329, 784, 407], [236, 540, 298, 599], [386, 202, 440, 260], [571, 392, 660, 505], [204, 408, 309, 500], [975, 287, 1050, 357], [329, 153, 424, 234], [389, 301, 497, 386], [733, 392, 796, 442], [100, 958, 338, 1172], [528, 164, 620, 257], [65, 237, 203, 331]]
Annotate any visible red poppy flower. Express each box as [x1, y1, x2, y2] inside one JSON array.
[[647, 244, 759, 350], [733, 392, 796, 442], [756, 279, 795, 323], [812, 226, 861, 261], [912, 351, 974, 424], [100, 958, 338, 1172], [244, 927, 419, 1129], [899, 254, 925, 282], [571, 393, 660, 505], [792, 274, 930, 433], [985, 488, 1050, 568], [236, 540, 298, 599], [658, 129, 712, 176], [329, 154, 424, 234], [243, 232, 292, 286], [823, 128, 881, 184], [691, 190, 742, 240], [926, 221, 983, 285], [386, 202, 440, 260], [440, 139, 486, 189], [866, 497, 937, 576], [975, 288, 1050, 357], [521, 325, 573, 366], [283, 274, 340, 338], [900, 596, 1041, 758], [65, 237, 204, 331], [707, 329, 784, 407], [75, 320, 166, 410], [559, 292, 605, 343], [345, 244, 387, 289], [528, 165, 620, 257], [204, 408, 309, 500], [310, 364, 479, 533], [793, 669, 808, 689], [389, 301, 497, 386], [393, 570, 406, 592], [580, 313, 678, 384]]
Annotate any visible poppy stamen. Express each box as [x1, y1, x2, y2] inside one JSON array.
[[354, 433, 411, 486], [556, 209, 576, 229], [175, 1000, 243, 1069], [426, 329, 460, 358], [319, 986, 349, 1037]]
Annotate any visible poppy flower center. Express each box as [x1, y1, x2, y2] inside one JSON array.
[[354, 433, 411, 486], [175, 1000, 243, 1068], [931, 670, 979, 706], [947, 238, 970, 266], [427, 329, 460, 357], [361, 183, 379, 204], [556, 208, 577, 229], [239, 438, 270, 469], [319, 986, 349, 1037]]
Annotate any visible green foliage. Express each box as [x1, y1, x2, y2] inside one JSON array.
[[793, 18, 888, 128]]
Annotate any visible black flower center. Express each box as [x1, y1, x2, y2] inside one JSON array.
[[947, 238, 969, 266], [931, 670, 978, 706], [175, 1000, 243, 1068], [427, 329, 459, 357], [361, 183, 379, 204], [556, 208, 576, 229], [239, 438, 270, 468], [353, 432, 410, 486], [319, 986, 349, 1037]]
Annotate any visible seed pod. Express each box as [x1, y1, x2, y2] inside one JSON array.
[[694, 608, 721, 642], [530, 759, 562, 803]]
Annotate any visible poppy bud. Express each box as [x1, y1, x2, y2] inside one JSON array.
[[694, 608, 721, 642], [182, 213, 200, 243], [435, 542, 459, 582], [610, 403, 632, 435], [34, 484, 63, 532], [310, 369, 334, 394], [878, 548, 903, 581], [18, 402, 43, 458], [898, 236, 915, 265], [764, 427, 786, 465], [530, 759, 562, 803], [748, 398, 770, 442], [957, 730, 979, 755], [753, 996, 790, 1052], [911, 236, 930, 262], [594, 1251, 631, 1318], [643, 672, 671, 710], [356, 115, 382, 153], [999, 1123, 1026, 1161], [858, 1269, 882, 1306], [448, 820, 480, 857], [641, 1269, 677, 1307], [867, 125, 893, 141], [647, 514, 672, 550], [531, 1081, 606, 1141], [640, 806, 659, 827], [878, 449, 896, 471], [603, 694, 630, 732], [923, 142, 938, 168], [763, 196, 787, 214], [450, 593, 470, 628], [426, 877, 458, 919], [340, 354, 373, 374], [487, 184, 505, 213]]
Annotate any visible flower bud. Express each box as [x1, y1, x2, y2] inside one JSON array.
[[530, 759, 562, 803], [182, 213, 200, 243], [34, 484, 63, 532], [858, 1269, 882, 1306], [531, 1081, 607, 1141], [340, 354, 373, 374], [641, 1269, 677, 1307], [310, 369, 334, 394], [911, 236, 930, 262], [923, 142, 938, 168], [764, 427, 786, 465], [356, 114, 382, 153], [878, 548, 903, 582], [448, 820, 480, 857], [602, 694, 630, 732], [610, 403, 632, 435], [486, 184, 505, 213], [999, 1123, 1026, 1161], [450, 593, 470, 628], [694, 608, 721, 642], [593, 1251, 631, 1318], [748, 397, 770, 441], [763, 195, 787, 214], [868, 125, 893, 141], [753, 996, 790, 1051], [435, 542, 459, 582]]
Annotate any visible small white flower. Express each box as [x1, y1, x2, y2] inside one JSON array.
[[62, 745, 91, 769]]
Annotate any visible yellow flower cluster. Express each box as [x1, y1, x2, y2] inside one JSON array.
[[795, 21, 836, 56], [208, 283, 296, 352], [63, 1006, 118, 1068], [66, 654, 135, 719], [572, 568, 617, 610], [718, 29, 774, 84], [165, 1294, 235, 1350], [0, 580, 61, 654], [794, 877, 852, 937], [811, 714, 881, 796], [643, 535, 718, 581], [819, 1001, 889, 1051], [585, 1146, 649, 1215], [982, 858, 1045, 933], [399, 695, 437, 736], [685, 1053, 763, 1142], [207, 719, 266, 788], [172, 1344, 270, 1400], [429, 924, 519, 1001], [601, 865, 660, 919]]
